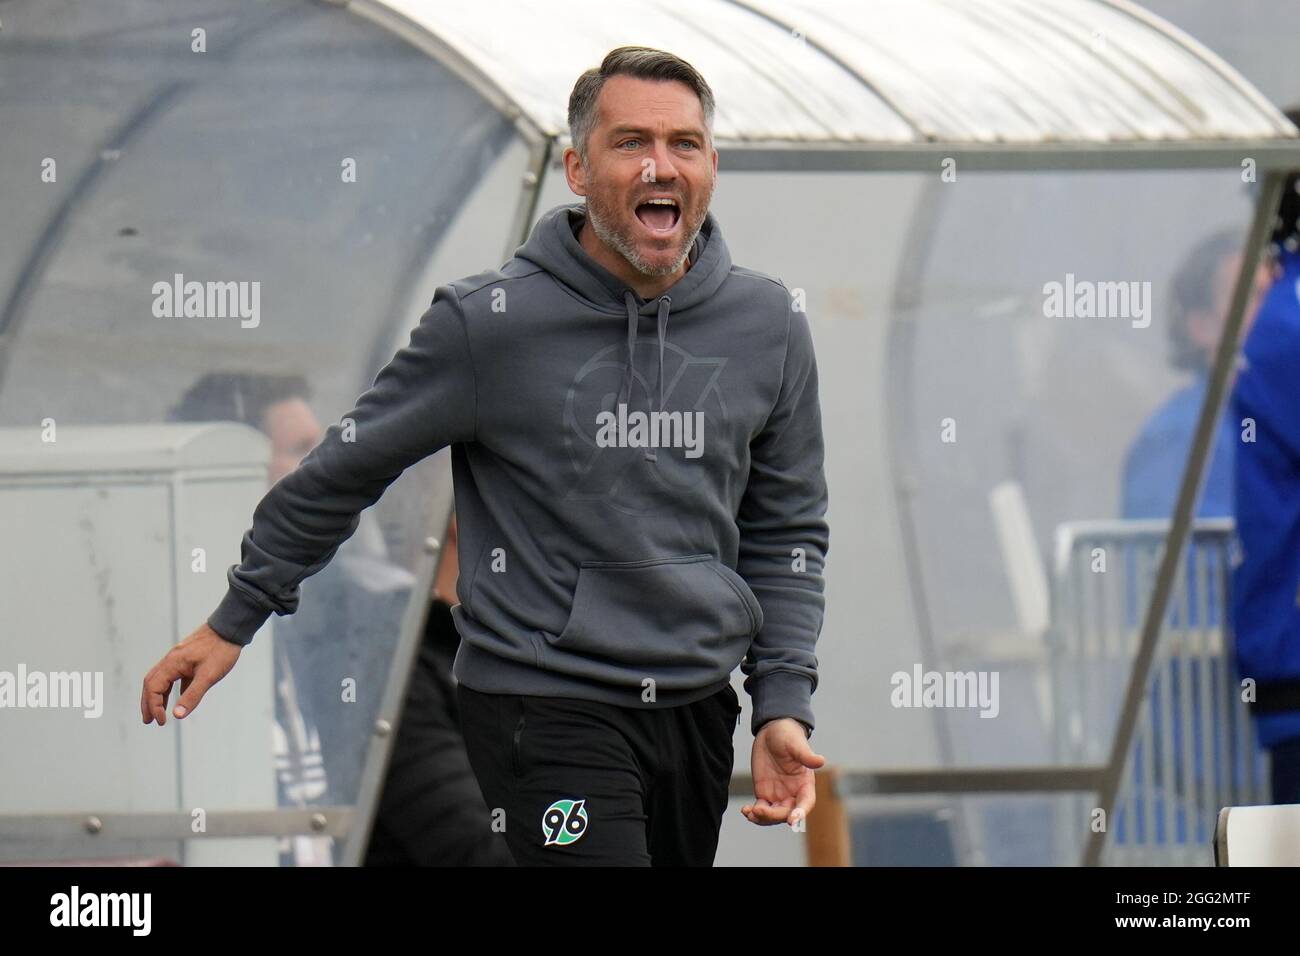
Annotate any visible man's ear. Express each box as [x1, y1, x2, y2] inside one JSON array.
[[563, 145, 588, 197]]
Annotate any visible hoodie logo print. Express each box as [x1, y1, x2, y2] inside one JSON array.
[[563, 340, 728, 512]]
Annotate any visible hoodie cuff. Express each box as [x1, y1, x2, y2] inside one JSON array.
[[207, 584, 273, 647], [750, 671, 815, 738]]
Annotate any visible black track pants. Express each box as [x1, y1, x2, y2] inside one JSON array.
[[456, 682, 741, 866]]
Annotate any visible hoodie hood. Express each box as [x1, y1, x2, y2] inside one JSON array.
[[515, 202, 732, 461]]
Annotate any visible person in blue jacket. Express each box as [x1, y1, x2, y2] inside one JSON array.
[[1232, 110, 1300, 804]]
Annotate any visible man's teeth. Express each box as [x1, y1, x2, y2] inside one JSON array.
[[636, 197, 679, 232]]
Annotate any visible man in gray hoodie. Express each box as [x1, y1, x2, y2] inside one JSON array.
[[141, 45, 829, 866]]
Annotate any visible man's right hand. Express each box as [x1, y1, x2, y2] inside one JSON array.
[[140, 623, 242, 726]]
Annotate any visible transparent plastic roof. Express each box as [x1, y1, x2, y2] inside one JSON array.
[[367, 0, 1296, 144], [367, 0, 914, 143]]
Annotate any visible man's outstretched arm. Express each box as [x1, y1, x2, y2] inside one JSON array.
[[142, 286, 477, 723]]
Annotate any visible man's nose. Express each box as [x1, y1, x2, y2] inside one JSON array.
[[647, 140, 679, 182]]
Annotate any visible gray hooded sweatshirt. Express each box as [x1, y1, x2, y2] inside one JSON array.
[[209, 201, 829, 736]]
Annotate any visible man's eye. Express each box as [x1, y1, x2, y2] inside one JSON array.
[[678, 141, 697, 150], [620, 139, 641, 149]]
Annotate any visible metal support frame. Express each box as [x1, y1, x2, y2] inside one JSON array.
[[338, 529, 446, 866], [0, 809, 354, 842], [715, 141, 1300, 174], [1082, 170, 1286, 867], [834, 767, 1105, 797], [727, 767, 1105, 799], [504, 138, 554, 263]]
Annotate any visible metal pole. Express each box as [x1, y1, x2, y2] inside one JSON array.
[[339, 530, 444, 866]]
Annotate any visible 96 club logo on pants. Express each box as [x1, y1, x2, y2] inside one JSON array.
[[543, 798, 589, 846]]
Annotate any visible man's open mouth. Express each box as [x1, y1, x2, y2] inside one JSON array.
[[633, 197, 680, 233]]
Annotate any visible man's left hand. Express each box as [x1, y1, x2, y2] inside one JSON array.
[[741, 718, 826, 827]]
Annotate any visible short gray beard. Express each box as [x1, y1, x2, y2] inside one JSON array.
[[584, 179, 708, 278]]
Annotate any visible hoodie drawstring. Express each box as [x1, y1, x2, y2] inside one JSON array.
[[620, 291, 672, 462]]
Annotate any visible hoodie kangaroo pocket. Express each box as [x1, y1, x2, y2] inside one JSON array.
[[552, 553, 763, 670]]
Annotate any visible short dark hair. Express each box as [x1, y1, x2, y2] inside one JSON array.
[[168, 371, 312, 430], [1273, 106, 1300, 248], [567, 46, 715, 163], [1168, 229, 1242, 372]]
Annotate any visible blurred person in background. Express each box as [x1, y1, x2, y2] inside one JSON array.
[[1231, 105, 1300, 804], [1122, 229, 1270, 520]]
